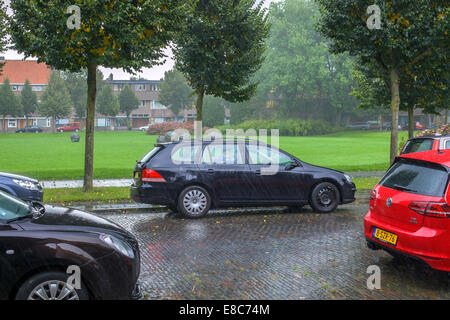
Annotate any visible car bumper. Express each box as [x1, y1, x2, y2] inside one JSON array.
[[341, 182, 356, 204], [130, 183, 177, 206], [364, 210, 450, 272]]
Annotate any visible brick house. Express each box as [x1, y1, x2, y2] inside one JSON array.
[[103, 77, 197, 129], [0, 59, 52, 132]]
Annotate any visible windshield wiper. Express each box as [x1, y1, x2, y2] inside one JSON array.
[[392, 184, 417, 193], [7, 213, 34, 224]]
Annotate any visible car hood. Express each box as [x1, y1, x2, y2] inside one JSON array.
[[18, 205, 130, 237], [0, 172, 39, 183]]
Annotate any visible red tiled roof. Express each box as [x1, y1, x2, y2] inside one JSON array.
[[0, 60, 51, 85]]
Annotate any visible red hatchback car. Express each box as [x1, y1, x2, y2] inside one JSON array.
[[364, 150, 450, 271], [57, 122, 80, 132]]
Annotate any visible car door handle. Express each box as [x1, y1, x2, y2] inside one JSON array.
[[254, 169, 261, 175], [207, 168, 215, 174]]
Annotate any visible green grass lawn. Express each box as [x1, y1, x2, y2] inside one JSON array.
[[0, 130, 405, 180]]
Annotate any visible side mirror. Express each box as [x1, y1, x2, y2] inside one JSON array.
[[286, 159, 299, 170]]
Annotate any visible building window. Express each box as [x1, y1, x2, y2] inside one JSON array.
[[32, 86, 44, 92], [151, 101, 166, 110], [8, 120, 17, 128], [140, 100, 146, 107], [113, 84, 119, 91], [135, 84, 146, 91]]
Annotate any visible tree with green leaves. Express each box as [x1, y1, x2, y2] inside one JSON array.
[[254, 0, 358, 124], [10, 0, 191, 191], [0, 0, 9, 74], [352, 56, 449, 138], [118, 85, 139, 129], [39, 72, 72, 132], [203, 96, 226, 127], [0, 78, 22, 133], [173, 0, 269, 123], [158, 69, 193, 119], [21, 79, 38, 126], [97, 85, 120, 128], [316, 0, 449, 163]]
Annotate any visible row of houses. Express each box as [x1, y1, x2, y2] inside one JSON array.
[[0, 58, 230, 132]]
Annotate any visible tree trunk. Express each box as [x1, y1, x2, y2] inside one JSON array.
[[408, 106, 414, 139], [195, 87, 204, 122], [83, 61, 97, 192], [2, 115, 4, 134], [390, 69, 400, 165], [336, 108, 342, 127], [378, 114, 382, 131]]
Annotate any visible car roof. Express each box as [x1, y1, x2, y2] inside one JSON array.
[[397, 150, 450, 168], [410, 134, 450, 139], [156, 138, 269, 147]]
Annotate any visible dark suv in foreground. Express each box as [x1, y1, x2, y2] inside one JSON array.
[[0, 190, 141, 300], [131, 139, 356, 218]]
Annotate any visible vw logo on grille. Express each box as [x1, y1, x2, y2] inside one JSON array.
[[386, 198, 392, 208]]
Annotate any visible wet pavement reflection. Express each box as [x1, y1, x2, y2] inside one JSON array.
[[106, 196, 450, 300]]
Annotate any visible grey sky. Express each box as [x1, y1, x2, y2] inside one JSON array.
[[2, 0, 276, 80]]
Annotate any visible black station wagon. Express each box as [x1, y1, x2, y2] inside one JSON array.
[[131, 139, 356, 218]]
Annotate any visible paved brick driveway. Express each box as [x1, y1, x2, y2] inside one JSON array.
[[106, 193, 450, 300]]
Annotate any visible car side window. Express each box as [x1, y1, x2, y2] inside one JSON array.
[[446, 140, 450, 149], [171, 145, 202, 164], [247, 144, 292, 165], [202, 143, 245, 165]]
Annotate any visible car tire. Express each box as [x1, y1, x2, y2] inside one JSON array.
[[310, 182, 340, 213], [59, 129, 64, 133], [178, 186, 211, 219], [15, 271, 89, 300]]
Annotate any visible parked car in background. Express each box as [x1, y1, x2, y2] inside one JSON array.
[[367, 121, 380, 130], [415, 122, 425, 130], [57, 122, 80, 132], [0, 190, 142, 300], [364, 150, 450, 271], [131, 139, 356, 218], [400, 134, 450, 155], [383, 122, 391, 130], [15, 126, 43, 133], [139, 125, 150, 132], [0, 172, 43, 202], [347, 122, 370, 130]]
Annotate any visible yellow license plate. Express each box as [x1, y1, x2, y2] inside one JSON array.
[[373, 228, 398, 246], [134, 172, 140, 179]]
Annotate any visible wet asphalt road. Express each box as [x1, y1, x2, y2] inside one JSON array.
[[106, 192, 450, 300]]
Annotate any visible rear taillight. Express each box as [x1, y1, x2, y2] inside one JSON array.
[[141, 169, 166, 183], [370, 189, 377, 201], [408, 201, 450, 218]]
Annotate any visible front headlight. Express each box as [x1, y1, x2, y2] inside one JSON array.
[[344, 174, 353, 184], [13, 179, 40, 191], [100, 234, 134, 259]]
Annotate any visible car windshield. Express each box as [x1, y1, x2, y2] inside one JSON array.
[[0, 190, 30, 221], [379, 160, 448, 197], [402, 138, 434, 154]]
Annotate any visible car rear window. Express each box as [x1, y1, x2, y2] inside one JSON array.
[[379, 160, 448, 197], [140, 147, 162, 163], [401, 138, 434, 154]]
